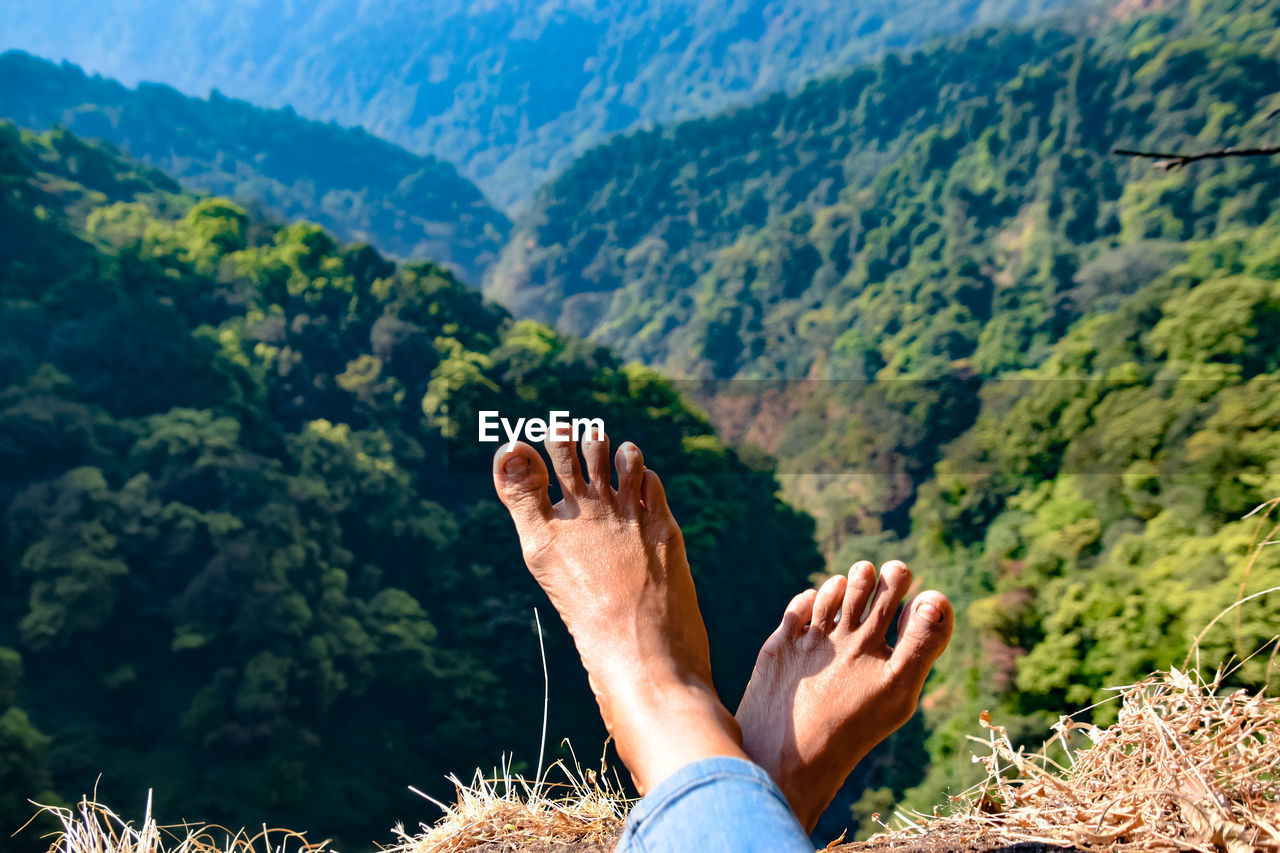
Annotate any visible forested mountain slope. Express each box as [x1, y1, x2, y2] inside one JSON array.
[[485, 0, 1280, 832], [0, 124, 821, 849], [0, 0, 1080, 207], [489, 0, 1279, 378], [900, 220, 1280, 816], [0, 51, 510, 284], [488, 0, 1280, 545], [4, 0, 1279, 842]]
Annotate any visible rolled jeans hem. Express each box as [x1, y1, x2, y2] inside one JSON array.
[[616, 756, 812, 852]]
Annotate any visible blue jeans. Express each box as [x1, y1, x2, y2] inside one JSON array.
[[616, 757, 813, 852]]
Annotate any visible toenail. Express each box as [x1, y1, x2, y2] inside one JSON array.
[[503, 454, 530, 475], [917, 601, 944, 623]]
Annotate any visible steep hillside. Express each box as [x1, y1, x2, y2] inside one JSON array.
[[5, 0, 1279, 841], [483, 0, 1280, 831], [1, 0, 1080, 206], [0, 52, 510, 284], [0, 123, 821, 849], [490, 0, 1279, 376], [488, 0, 1280, 546], [898, 215, 1280, 819]]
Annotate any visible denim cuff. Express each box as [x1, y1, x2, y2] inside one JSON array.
[[617, 756, 811, 852]]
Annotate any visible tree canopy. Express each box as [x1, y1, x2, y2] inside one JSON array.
[[1, 0, 1081, 207], [2, 0, 1279, 841], [482, 0, 1280, 832], [0, 51, 510, 284], [0, 122, 821, 849]]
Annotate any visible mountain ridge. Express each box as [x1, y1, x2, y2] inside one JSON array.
[[0, 0, 1083, 207], [0, 50, 510, 285]]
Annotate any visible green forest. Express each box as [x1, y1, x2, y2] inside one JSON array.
[[0, 51, 510, 284], [488, 0, 1278, 385], [484, 0, 1280, 831], [0, 123, 820, 849], [1, 0, 1279, 846], [2, 0, 1079, 206]]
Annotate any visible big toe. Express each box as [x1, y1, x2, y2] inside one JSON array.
[[890, 591, 953, 683], [640, 468, 680, 539], [780, 588, 819, 641], [493, 441, 554, 536]]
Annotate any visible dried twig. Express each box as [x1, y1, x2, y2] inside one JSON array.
[[1113, 145, 1280, 170]]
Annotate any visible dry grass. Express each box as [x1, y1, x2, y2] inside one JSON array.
[[33, 669, 1280, 853], [28, 792, 325, 853], [383, 611, 629, 853], [872, 501, 1280, 852], [28, 511, 1280, 853], [25, 762, 627, 853], [877, 665, 1280, 852], [384, 752, 629, 853], [28, 672, 1280, 853]]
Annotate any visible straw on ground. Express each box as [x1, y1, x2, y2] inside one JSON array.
[[877, 666, 1280, 852]]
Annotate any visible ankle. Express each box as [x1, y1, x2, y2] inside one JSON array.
[[605, 678, 747, 793], [589, 652, 712, 701]]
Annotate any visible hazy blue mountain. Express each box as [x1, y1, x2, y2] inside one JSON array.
[[0, 51, 510, 283], [1, 0, 1081, 207]]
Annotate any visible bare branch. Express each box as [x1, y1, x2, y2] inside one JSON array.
[[1113, 145, 1280, 170]]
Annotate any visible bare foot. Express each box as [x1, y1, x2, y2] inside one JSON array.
[[735, 560, 953, 831], [492, 432, 745, 793]]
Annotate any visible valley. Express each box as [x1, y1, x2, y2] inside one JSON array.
[[1, 0, 1278, 846], [2, 0, 1084, 206]]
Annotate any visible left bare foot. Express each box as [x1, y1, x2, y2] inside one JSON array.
[[492, 432, 745, 793], [734, 560, 953, 832]]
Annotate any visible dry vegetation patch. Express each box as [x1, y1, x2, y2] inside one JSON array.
[[29, 794, 324, 853], [875, 668, 1280, 852], [383, 759, 628, 853], [29, 670, 1280, 853]]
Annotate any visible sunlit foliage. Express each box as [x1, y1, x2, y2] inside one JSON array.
[[0, 123, 821, 850]]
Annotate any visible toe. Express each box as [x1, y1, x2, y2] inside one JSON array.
[[811, 575, 847, 632], [640, 469, 679, 537], [890, 591, 953, 685], [581, 431, 616, 507], [545, 433, 589, 508], [840, 560, 877, 629], [863, 560, 912, 641], [614, 441, 644, 515], [492, 441, 555, 548], [779, 588, 818, 640]]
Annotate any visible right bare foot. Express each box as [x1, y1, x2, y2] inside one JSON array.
[[492, 432, 746, 793], [735, 560, 953, 832]]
